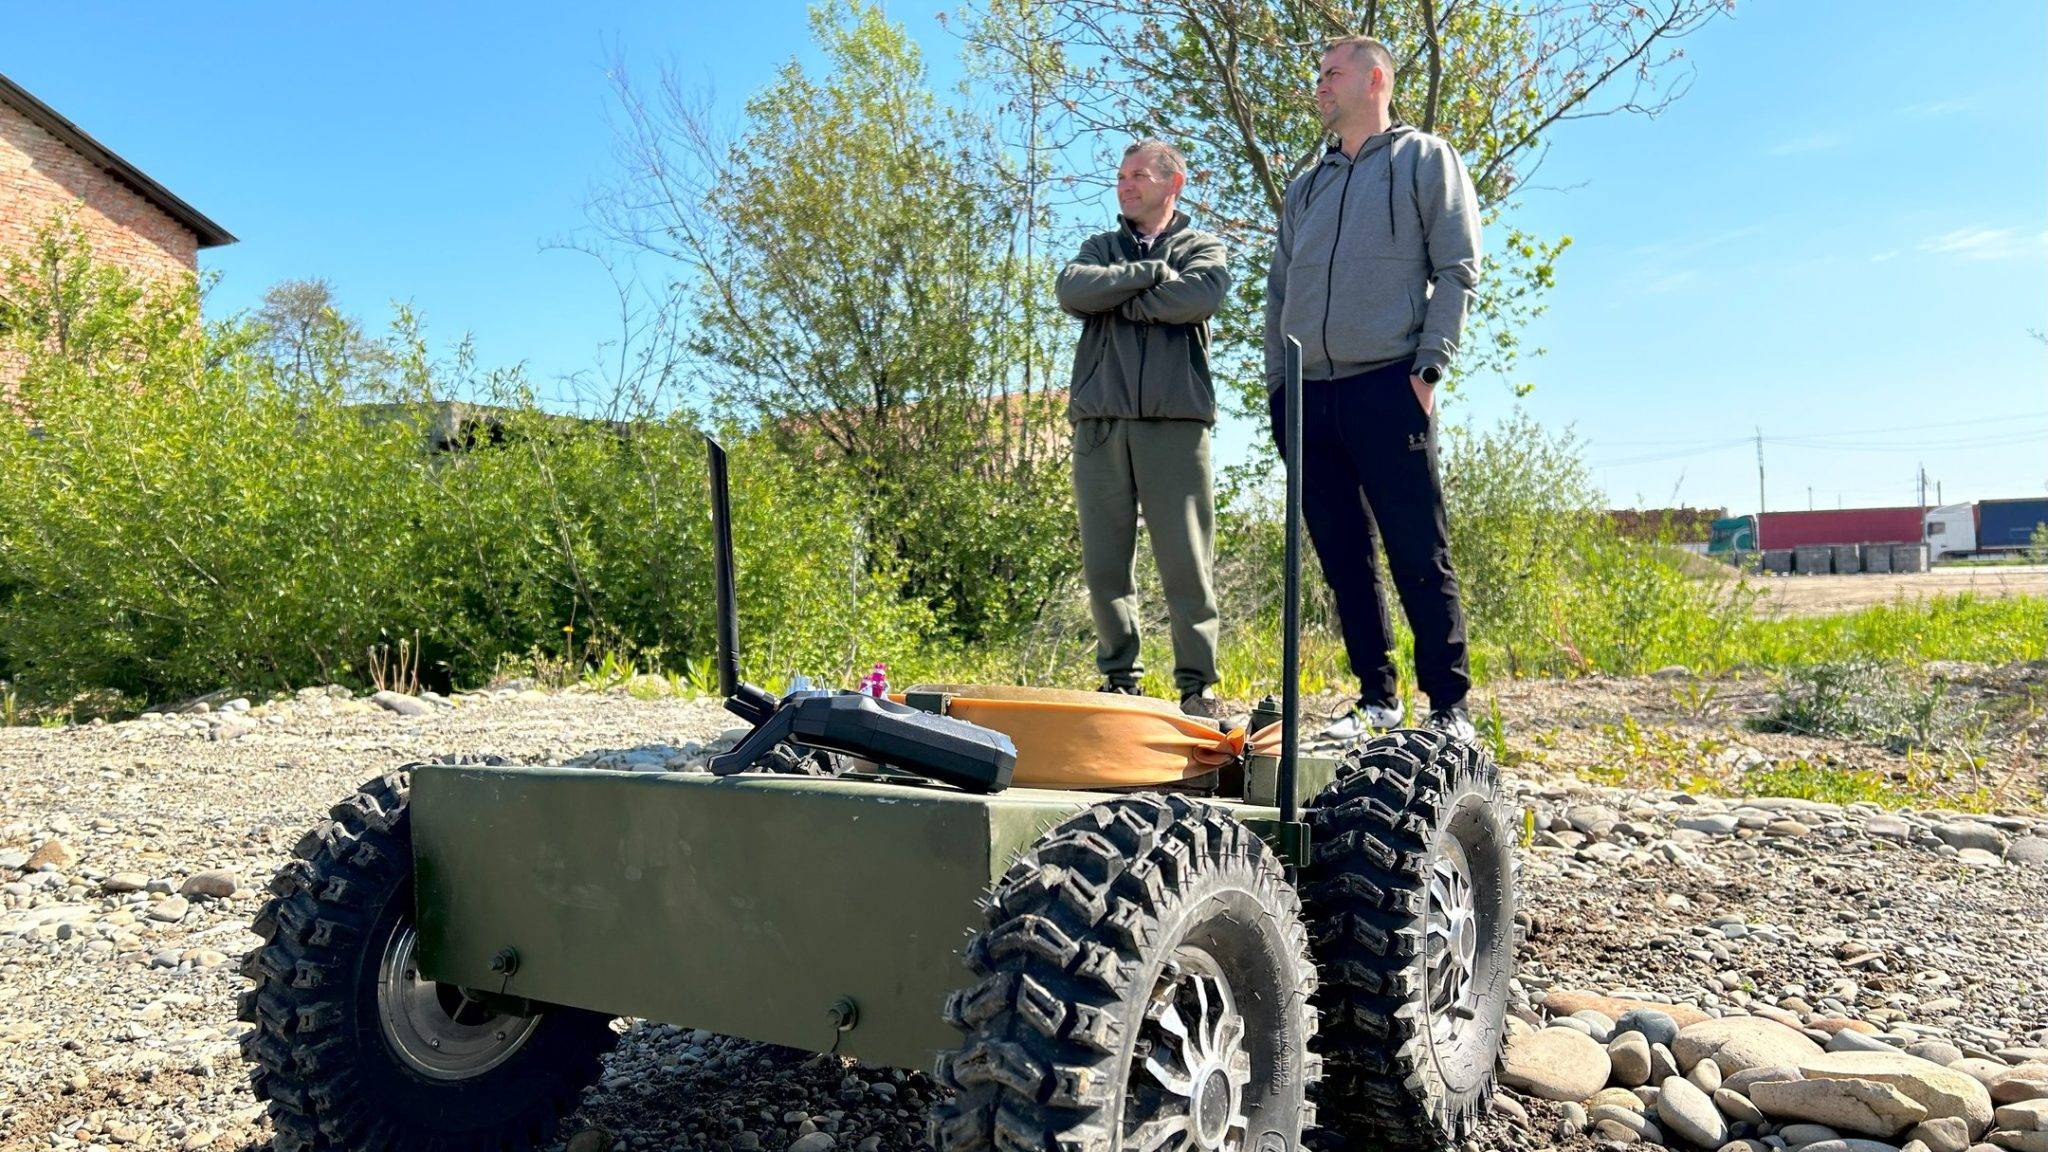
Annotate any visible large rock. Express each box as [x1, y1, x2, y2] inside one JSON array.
[[1718, 1089, 1766, 1125], [1501, 1027, 1613, 1102], [1752, 1077, 1929, 1137], [1956, 1061, 2015, 1090], [1677, 1016, 1828, 1075], [1909, 1043, 1968, 1068], [1611, 1032, 1653, 1087], [1798, 1142, 1912, 1152], [179, 870, 238, 899], [1800, 1052, 1996, 1136], [23, 838, 74, 871], [1727, 1066, 1805, 1097], [370, 690, 434, 717], [1933, 821, 2008, 854], [1658, 1074, 1730, 1148], [1991, 1133, 2048, 1152], [1591, 1088, 1650, 1113], [1618, 1009, 1684, 1050], [1994, 1067, 2048, 1105], [1831, 1030, 1901, 1054], [1545, 990, 1711, 1029], [1910, 1118, 1973, 1152], [1779, 1124, 1845, 1147], [1997, 1100, 2048, 1132]]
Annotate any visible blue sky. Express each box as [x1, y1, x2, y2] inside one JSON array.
[[8, 0, 2044, 514]]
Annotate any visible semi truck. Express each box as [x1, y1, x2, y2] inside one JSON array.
[[1707, 507, 1925, 554], [1924, 497, 2048, 560]]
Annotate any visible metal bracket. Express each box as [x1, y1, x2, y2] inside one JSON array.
[[1270, 822, 1312, 873], [903, 691, 951, 716]]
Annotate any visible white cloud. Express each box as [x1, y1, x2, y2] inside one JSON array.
[[1919, 227, 2048, 261], [1869, 249, 1902, 263], [1898, 97, 1975, 119], [1630, 224, 1766, 260], [1646, 269, 1698, 294], [1768, 132, 1846, 156]]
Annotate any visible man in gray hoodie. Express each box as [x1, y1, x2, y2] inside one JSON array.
[[1265, 36, 1482, 741], [1056, 139, 1231, 721]]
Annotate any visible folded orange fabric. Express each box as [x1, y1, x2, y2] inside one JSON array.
[[892, 685, 1281, 789]]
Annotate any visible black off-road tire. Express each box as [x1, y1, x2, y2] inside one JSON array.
[[931, 794, 1320, 1152], [238, 769, 617, 1152], [1301, 729, 1516, 1152]]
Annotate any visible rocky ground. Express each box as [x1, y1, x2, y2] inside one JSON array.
[[1, 673, 2044, 1152]]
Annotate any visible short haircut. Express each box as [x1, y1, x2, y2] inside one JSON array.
[[1122, 138, 1187, 180], [1325, 35, 1396, 84]]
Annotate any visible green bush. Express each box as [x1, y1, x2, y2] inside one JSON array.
[[0, 225, 934, 709]]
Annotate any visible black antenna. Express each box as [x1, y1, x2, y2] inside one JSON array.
[[706, 434, 741, 699], [1279, 336, 1303, 831]]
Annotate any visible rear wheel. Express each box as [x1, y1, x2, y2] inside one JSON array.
[[1302, 730, 1516, 1152], [238, 770, 616, 1151], [931, 794, 1320, 1152]]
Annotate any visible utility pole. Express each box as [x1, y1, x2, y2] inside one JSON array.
[[1808, 486, 1814, 511], [1754, 427, 1767, 551], [1937, 480, 1943, 505], [1918, 464, 1927, 511], [1754, 427, 1766, 514]]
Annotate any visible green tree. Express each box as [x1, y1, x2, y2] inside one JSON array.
[[595, 0, 1078, 640], [958, 0, 1729, 409]]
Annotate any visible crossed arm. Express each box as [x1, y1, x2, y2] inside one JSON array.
[[1055, 232, 1230, 325]]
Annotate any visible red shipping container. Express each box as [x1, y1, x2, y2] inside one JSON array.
[[1754, 507, 1924, 550]]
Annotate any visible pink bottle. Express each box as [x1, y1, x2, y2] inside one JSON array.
[[860, 662, 890, 698]]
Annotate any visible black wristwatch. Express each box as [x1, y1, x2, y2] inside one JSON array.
[[1417, 364, 1445, 386]]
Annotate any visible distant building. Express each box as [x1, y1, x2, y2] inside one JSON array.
[[1604, 506, 1726, 544], [1, 71, 234, 279]]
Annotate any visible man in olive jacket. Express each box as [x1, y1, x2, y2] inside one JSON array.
[[1055, 139, 1231, 721]]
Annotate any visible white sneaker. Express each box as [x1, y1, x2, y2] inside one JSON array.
[[1426, 705, 1478, 743], [1318, 700, 1405, 741]]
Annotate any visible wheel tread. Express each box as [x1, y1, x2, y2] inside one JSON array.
[[1303, 729, 1513, 1152]]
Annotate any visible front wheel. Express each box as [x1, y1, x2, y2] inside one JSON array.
[[238, 770, 617, 1152], [1302, 730, 1517, 1151], [930, 794, 1320, 1152]]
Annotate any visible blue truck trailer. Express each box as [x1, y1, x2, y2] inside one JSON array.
[[1977, 497, 2048, 553]]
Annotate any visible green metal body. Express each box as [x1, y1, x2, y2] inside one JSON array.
[[409, 754, 1338, 1073]]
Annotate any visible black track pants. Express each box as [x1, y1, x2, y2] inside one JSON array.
[[1267, 361, 1470, 709]]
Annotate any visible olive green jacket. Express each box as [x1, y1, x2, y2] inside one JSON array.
[[1054, 211, 1230, 424]]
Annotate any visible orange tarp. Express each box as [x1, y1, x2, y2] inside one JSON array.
[[898, 684, 1282, 790]]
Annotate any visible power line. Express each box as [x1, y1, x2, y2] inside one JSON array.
[[1591, 419, 2046, 466]]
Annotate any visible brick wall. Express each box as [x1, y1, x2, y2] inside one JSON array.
[[1, 100, 207, 397], [0, 100, 200, 278]]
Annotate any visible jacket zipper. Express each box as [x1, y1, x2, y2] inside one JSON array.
[[1320, 159, 1356, 373], [1386, 146, 1397, 236], [1136, 315, 1149, 415], [1133, 231, 1151, 416]]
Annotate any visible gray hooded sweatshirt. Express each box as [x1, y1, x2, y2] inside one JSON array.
[[1264, 124, 1482, 391]]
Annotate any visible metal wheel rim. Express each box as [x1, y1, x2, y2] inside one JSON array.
[[1123, 946, 1253, 1152], [376, 922, 543, 1080], [1426, 837, 1481, 1045]]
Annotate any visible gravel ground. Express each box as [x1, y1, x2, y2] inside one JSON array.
[[3, 677, 2045, 1152]]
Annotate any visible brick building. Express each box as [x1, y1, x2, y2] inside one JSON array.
[[1, 70, 234, 280]]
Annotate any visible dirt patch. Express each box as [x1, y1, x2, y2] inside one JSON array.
[[1744, 565, 2048, 617]]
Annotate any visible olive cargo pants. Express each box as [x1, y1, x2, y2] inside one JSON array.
[[1072, 418, 1220, 696]]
